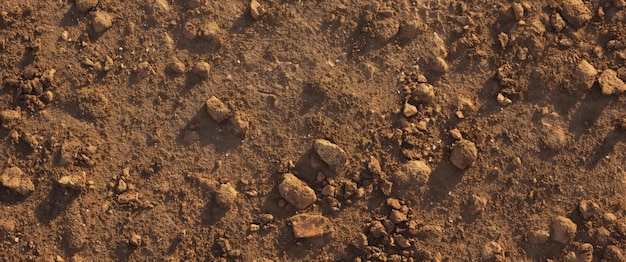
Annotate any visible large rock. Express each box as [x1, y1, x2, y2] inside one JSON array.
[[392, 160, 431, 188], [1, 167, 34, 196], [313, 139, 348, 175], [279, 173, 316, 209], [450, 139, 478, 169], [550, 216, 577, 244], [560, 0, 592, 28], [289, 214, 333, 238]]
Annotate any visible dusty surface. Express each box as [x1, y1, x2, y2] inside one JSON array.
[[0, 0, 625, 261]]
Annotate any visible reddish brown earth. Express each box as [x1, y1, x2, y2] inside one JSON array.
[[1, 0, 626, 261]]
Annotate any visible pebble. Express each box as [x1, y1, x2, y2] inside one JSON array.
[[386, 198, 401, 209], [92, 11, 113, 33], [1, 167, 34, 196], [75, 0, 98, 13], [259, 213, 274, 224], [313, 139, 349, 175], [496, 93, 512, 106], [57, 171, 86, 191], [192, 61, 211, 78], [214, 183, 238, 209], [563, 243, 593, 262], [116, 179, 128, 193], [129, 234, 142, 247], [578, 200, 599, 220], [430, 56, 449, 73], [250, 0, 265, 20], [321, 185, 335, 197], [229, 111, 250, 136], [389, 209, 407, 224], [450, 139, 478, 169], [368, 220, 388, 238], [371, 18, 399, 42], [136, 61, 153, 79], [550, 13, 566, 32], [512, 3, 524, 21], [167, 60, 186, 75], [449, 128, 463, 140], [249, 224, 260, 232], [576, 60, 598, 89], [412, 83, 435, 103], [289, 214, 333, 238], [481, 241, 504, 261], [468, 194, 488, 215], [416, 225, 443, 239], [393, 234, 411, 249], [205, 96, 231, 123], [403, 102, 418, 117], [560, 0, 592, 27], [367, 157, 383, 176], [550, 216, 577, 244], [278, 173, 316, 210], [598, 69, 626, 95], [392, 160, 431, 190]]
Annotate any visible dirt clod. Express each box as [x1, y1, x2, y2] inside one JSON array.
[[313, 139, 348, 175], [205, 96, 231, 123], [92, 11, 113, 33], [527, 230, 550, 244], [192, 62, 211, 78], [167, 60, 186, 75], [469, 194, 488, 215], [550, 216, 577, 244], [481, 241, 504, 261], [598, 69, 626, 95], [450, 139, 478, 169], [1, 167, 34, 196], [392, 160, 431, 190], [430, 56, 449, 73], [576, 60, 598, 89], [412, 83, 435, 103], [0, 109, 21, 129], [403, 103, 417, 117], [57, 171, 86, 191], [279, 173, 316, 210], [604, 245, 625, 262], [229, 111, 250, 136], [578, 200, 599, 220], [214, 183, 238, 209], [560, 0, 592, 27], [75, 0, 98, 13], [130, 234, 142, 247], [290, 214, 333, 238]]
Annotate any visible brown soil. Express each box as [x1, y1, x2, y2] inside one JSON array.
[[1, 0, 625, 261]]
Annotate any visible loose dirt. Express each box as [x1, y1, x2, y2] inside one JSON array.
[[0, 0, 625, 261]]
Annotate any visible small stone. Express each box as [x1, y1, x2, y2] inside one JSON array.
[[550, 13, 566, 32], [57, 172, 86, 191], [116, 179, 128, 193], [1, 167, 34, 196], [450, 139, 478, 169], [192, 62, 211, 78], [468, 194, 488, 215], [496, 93, 512, 106], [92, 11, 113, 33], [576, 60, 598, 89], [167, 60, 186, 75], [392, 160, 431, 190], [371, 18, 400, 42], [449, 128, 463, 140], [389, 210, 407, 224], [564, 243, 593, 262], [430, 56, 449, 73], [136, 61, 153, 79], [290, 214, 333, 238], [229, 111, 250, 136], [550, 216, 577, 244], [343, 180, 357, 197], [527, 230, 550, 244], [250, 0, 265, 20], [217, 237, 231, 253], [578, 200, 600, 220], [249, 224, 260, 232], [386, 198, 401, 209], [367, 157, 383, 176], [598, 69, 626, 95], [214, 183, 238, 209], [604, 245, 625, 262], [481, 241, 504, 261], [313, 139, 349, 175], [512, 3, 524, 20], [412, 83, 435, 103], [129, 234, 142, 247], [369, 220, 387, 238], [75, 0, 98, 12], [403, 103, 418, 117], [279, 173, 316, 210], [0, 110, 21, 129], [560, 0, 592, 28], [205, 96, 231, 123], [603, 213, 617, 224], [321, 185, 335, 197], [259, 213, 274, 224], [393, 234, 411, 249]]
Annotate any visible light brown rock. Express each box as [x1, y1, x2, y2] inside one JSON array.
[[205, 96, 231, 122], [92, 11, 113, 33], [229, 111, 250, 136], [576, 60, 597, 89], [604, 245, 625, 262], [450, 139, 478, 169], [1, 167, 34, 196], [578, 200, 600, 220], [214, 183, 237, 208], [392, 160, 431, 188], [550, 216, 577, 244], [481, 241, 504, 261], [192, 61, 211, 78], [430, 56, 449, 73], [560, 0, 592, 27], [527, 230, 550, 244], [250, 0, 265, 20], [290, 214, 332, 238], [57, 172, 86, 190], [598, 69, 626, 95], [0, 110, 21, 129], [469, 194, 488, 215], [75, 0, 98, 12], [313, 139, 348, 175], [403, 103, 418, 117], [279, 173, 316, 210], [412, 83, 435, 103]]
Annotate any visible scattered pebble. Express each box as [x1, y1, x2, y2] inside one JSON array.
[[369, 220, 388, 238], [450, 139, 478, 169], [321, 185, 335, 197], [92, 11, 113, 33], [550, 216, 577, 244], [386, 198, 401, 209], [403, 102, 418, 117], [116, 179, 128, 193], [416, 225, 443, 239], [278, 173, 316, 210], [259, 213, 274, 224], [468, 194, 488, 215], [392, 160, 431, 190], [136, 61, 153, 79], [250, 0, 265, 20], [205, 96, 231, 123], [192, 61, 211, 78], [75, 0, 98, 13], [598, 69, 626, 95], [541, 114, 567, 150], [214, 183, 238, 209], [563, 243, 593, 262], [1, 167, 34, 196], [560, 0, 592, 27], [367, 157, 383, 176], [393, 234, 411, 249], [57, 171, 86, 191], [578, 200, 600, 220], [481, 241, 504, 261], [289, 214, 333, 238], [249, 224, 260, 232], [389, 209, 407, 224], [576, 60, 598, 89], [313, 139, 349, 175]]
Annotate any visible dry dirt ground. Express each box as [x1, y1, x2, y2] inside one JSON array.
[[1, 0, 626, 261]]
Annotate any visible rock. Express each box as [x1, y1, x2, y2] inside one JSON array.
[[289, 214, 333, 238], [430, 56, 449, 73], [598, 69, 626, 95], [389, 210, 407, 224], [367, 157, 383, 176], [57, 172, 86, 191], [615, 0, 626, 9], [321, 185, 335, 197], [368, 220, 387, 238], [481, 241, 504, 261], [604, 245, 625, 262], [576, 60, 598, 89], [116, 179, 128, 193], [75, 0, 98, 12], [550, 216, 577, 244], [550, 13, 566, 32], [449, 128, 463, 140], [393, 234, 411, 249], [527, 230, 550, 244], [167, 60, 186, 75], [398, 17, 424, 39], [450, 139, 478, 169], [192, 61, 211, 78], [560, 0, 592, 28], [278, 173, 316, 209], [512, 3, 524, 21], [412, 83, 435, 103], [371, 18, 399, 42], [403, 103, 418, 117], [0, 109, 21, 129], [386, 198, 401, 209], [564, 243, 593, 262], [417, 225, 443, 239], [541, 115, 567, 150], [205, 96, 231, 122], [197, 22, 223, 43], [229, 111, 250, 136], [313, 139, 348, 175], [578, 200, 600, 220], [468, 194, 488, 215], [136, 61, 153, 79], [214, 183, 237, 208], [259, 213, 274, 224], [92, 11, 113, 33], [250, 0, 265, 20], [392, 160, 431, 189], [1, 167, 34, 196], [129, 234, 142, 247], [496, 93, 512, 106]]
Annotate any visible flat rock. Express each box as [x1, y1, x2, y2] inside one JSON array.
[[560, 0, 592, 28], [392, 160, 431, 188], [450, 139, 478, 169], [1, 167, 34, 196], [598, 69, 626, 95], [290, 214, 333, 238], [205, 96, 231, 122], [313, 139, 348, 175], [576, 60, 597, 89], [279, 173, 316, 210], [550, 216, 577, 244]]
